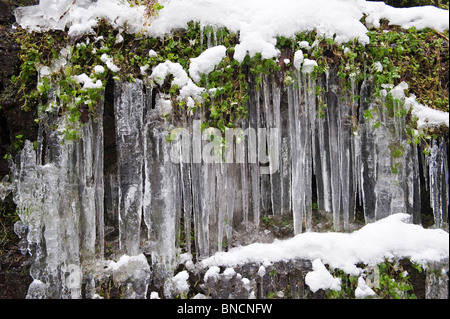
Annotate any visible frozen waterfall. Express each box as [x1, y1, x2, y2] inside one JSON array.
[[9, 67, 448, 298]]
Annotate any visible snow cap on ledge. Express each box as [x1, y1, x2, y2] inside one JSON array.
[[199, 214, 449, 276], [388, 82, 449, 129], [15, 0, 449, 63]]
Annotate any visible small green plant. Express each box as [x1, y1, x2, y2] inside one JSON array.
[[326, 268, 358, 299], [266, 291, 277, 299], [376, 261, 416, 299], [324, 259, 420, 299], [13, 134, 24, 150], [261, 215, 272, 227]]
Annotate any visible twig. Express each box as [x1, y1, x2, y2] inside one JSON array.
[[59, 0, 77, 21], [434, 30, 449, 42]]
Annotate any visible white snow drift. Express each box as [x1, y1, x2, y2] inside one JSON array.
[[200, 214, 449, 276]]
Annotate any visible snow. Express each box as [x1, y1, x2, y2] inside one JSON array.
[[257, 265, 266, 277], [11, 0, 450, 297], [171, 270, 190, 293], [373, 61, 383, 73], [386, 82, 449, 129], [364, 2, 449, 31], [150, 291, 160, 299], [149, 60, 205, 104], [15, 0, 449, 64], [107, 253, 151, 285], [93, 65, 105, 74], [293, 50, 304, 71], [188, 45, 227, 83], [204, 265, 221, 281], [305, 259, 342, 293], [159, 97, 172, 116], [223, 267, 236, 278], [108, 253, 149, 272], [301, 59, 318, 74], [100, 54, 120, 73], [163, 270, 190, 298], [355, 276, 376, 298], [408, 98, 449, 129], [140, 64, 149, 75], [200, 214, 449, 276], [38, 65, 51, 77], [150, 60, 190, 87], [72, 73, 102, 89], [298, 41, 311, 50]]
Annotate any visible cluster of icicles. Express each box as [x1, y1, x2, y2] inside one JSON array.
[[8, 66, 448, 298]]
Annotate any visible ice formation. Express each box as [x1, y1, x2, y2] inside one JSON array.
[[5, 0, 449, 299], [9, 67, 448, 298]]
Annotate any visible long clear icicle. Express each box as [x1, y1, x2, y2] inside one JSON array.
[[143, 91, 180, 286], [114, 80, 144, 256], [428, 139, 449, 228]]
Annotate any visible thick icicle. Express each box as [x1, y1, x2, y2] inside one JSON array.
[[143, 91, 180, 286], [326, 76, 343, 231], [288, 78, 302, 234], [248, 75, 261, 228], [261, 75, 283, 216], [114, 80, 144, 256], [427, 139, 449, 228], [289, 71, 313, 233], [359, 79, 377, 223]]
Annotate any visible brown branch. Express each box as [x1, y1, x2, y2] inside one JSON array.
[[434, 30, 449, 42]]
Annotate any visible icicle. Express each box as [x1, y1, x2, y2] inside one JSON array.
[[216, 163, 226, 252], [238, 121, 250, 229], [114, 80, 144, 256], [314, 74, 332, 214], [261, 75, 282, 216], [143, 91, 180, 286], [11, 94, 109, 298], [289, 70, 310, 234], [404, 143, 421, 224], [359, 79, 377, 223], [79, 119, 97, 262], [93, 99, 105, 260], [180, 160, 193, 254], [428, 139, 448, 228], [339, 93, 352, 231], [326, 78, 342, 231], [225, 163, 236, 245], [248, 75, 261, 228], [303, 74, 314, 231], [350, 78, 360, 223]]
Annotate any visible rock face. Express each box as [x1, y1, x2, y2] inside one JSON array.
[[0, 0, 39, 176], [191, 259, 317, 299], [158, 257, 447, 300]]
